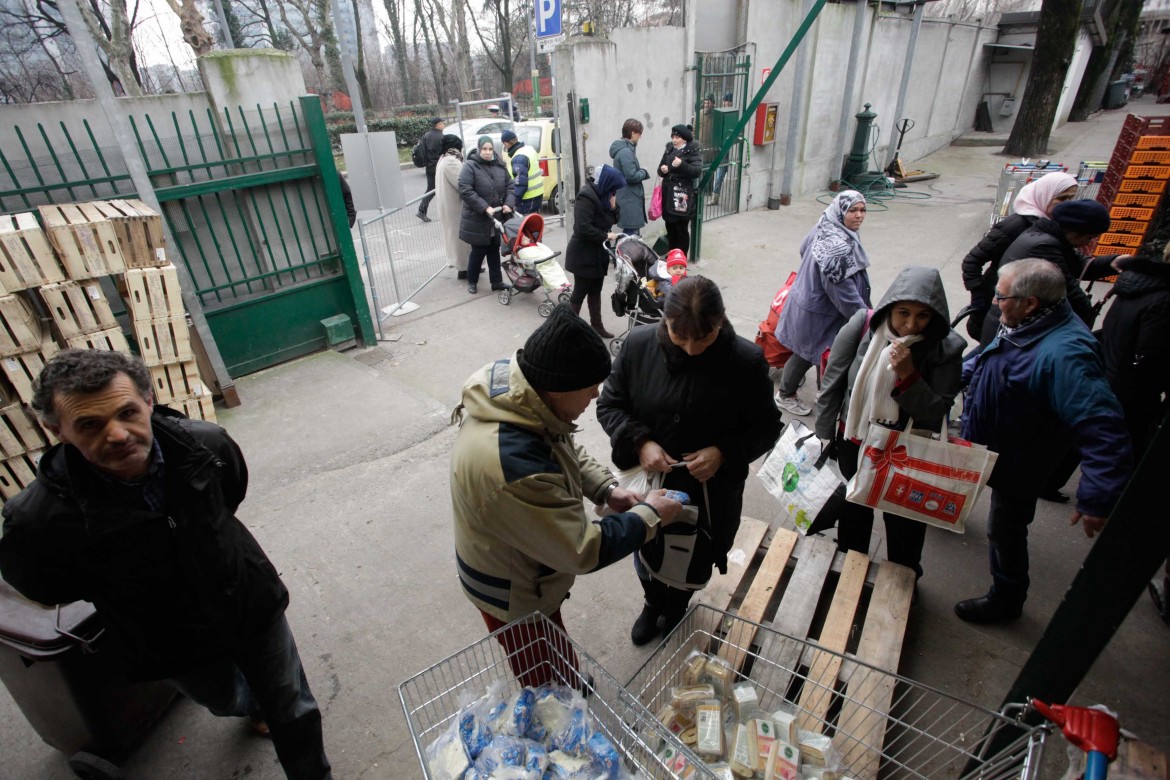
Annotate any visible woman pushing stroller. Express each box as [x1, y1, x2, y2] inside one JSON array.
[[813, 266, 965, 581]]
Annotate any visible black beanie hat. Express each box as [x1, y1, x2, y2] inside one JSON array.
[[518, 304, 611, 391], [1052, 199, 1110, 235], [671, 124, 694, 143]]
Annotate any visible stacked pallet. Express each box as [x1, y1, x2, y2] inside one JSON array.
[[0, 212, 65, 501], [1095, 115, 1170, 257]]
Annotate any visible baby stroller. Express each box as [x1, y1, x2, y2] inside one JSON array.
[[606, 235, 666, 356], [495, 213, 572, 317]]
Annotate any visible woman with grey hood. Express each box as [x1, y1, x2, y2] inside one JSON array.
[[813, 266, 966, 581], [609, 119, 649, 235]]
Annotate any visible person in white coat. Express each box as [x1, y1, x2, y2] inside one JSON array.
[[433, 134, 473, 279]]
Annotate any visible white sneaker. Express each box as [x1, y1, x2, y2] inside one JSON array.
[[774, 390, 812, 416]]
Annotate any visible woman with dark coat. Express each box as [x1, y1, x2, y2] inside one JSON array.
[[958, 172, 1077, 338], [657, 124, 704, 254], [566, 164, 626, 338], [458, 135, 516, 294], [596, 276, 783, 646], [814, 266, 966, 580]]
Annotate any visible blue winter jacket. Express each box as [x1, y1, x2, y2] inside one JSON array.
[[961, 300, 1132, 517]]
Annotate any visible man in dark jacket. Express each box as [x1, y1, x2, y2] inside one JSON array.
[[955, 260, 1133, 624], [417, 116, 445, 222], [501, 129, 543, 215], [0, 350, 330, 779]]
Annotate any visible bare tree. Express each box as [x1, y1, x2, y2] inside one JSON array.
[[1069, 0, 1143, 121], [1003, 0, 1082, 157], [159, 0, 215, 55], [234, 0, 296, 49], [464, 0, 525, 95], [277, 0, 339, 105], [382, 0, 414, 103], [349, 0, 373, 108], [79, 0, 144, 96]]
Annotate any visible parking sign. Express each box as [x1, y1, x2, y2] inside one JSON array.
[[536, 0, 561, 37]]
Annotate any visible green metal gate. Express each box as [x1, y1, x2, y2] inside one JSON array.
[[692, 48, 751, 261], [0, 95, 373, 377]]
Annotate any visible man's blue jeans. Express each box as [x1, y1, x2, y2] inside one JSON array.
[[169, 614, 331, 780]]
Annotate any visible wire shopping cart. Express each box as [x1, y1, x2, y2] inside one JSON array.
[[991, 162, 1070, 226], [399, 612, 709, 779], [627, 605, 1049, 779]]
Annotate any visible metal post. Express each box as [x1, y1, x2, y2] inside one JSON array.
[[57, 0, 239, 405], [549, 52, 565, 224], [212, 0, 234, 48], [357, 218, 384, 340], [833, 0, 871, 185], [778, 0, 815, 205], [529, 7, 541, 115], [885, 1, 925, 169]]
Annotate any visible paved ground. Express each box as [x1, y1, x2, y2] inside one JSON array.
[[3, 101, 1169, 779]]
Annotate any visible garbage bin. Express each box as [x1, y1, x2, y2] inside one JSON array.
[[0, 579, 176, 776], [1104, 80, 1129, 110]]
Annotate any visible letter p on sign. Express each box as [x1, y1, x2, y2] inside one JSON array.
[[536, 0, 561, 37]]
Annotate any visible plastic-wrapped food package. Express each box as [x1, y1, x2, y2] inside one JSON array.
[[425, 725, 470, 780], [695, 700, 724, 758], [727, 721, 757, 777], [671, 684, 716, 718], [701, 656, 735, 700], [473, 734, 528, 775], [459, 706, 494, 759], [497, 688, 536, 737], [797, 729, 839, 768], [730, 682, 759, 723], [524, 739, 549, 774], [550, 700, 593, 756], [752, 717, 776, 771], [586, 731, 622, 780], [764, 740, 801, 780], [682, 649, 709, 686], [771, 706, 798, 745], [545, 749, 595, 778], [801, 763, 840, 779], [535, 686, 578, 736], [705, 762, 735, 780]]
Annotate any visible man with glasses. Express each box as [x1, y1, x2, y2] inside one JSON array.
[[955, 259, 1133, 624]]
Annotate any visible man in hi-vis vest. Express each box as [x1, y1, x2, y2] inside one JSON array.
[[501, 129, 544, 215]]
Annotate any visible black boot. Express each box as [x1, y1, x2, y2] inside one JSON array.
[[569, 299, 583, 316], [954, 592, 1022, 624], [587, 296, 614, 338], [631, 604, 662, 646]]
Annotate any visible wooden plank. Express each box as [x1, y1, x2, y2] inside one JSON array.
[[0, 294, 42, 356], [0, 342, 58, 405], [0, 404, 46, 458], [1115, 740, 1169, 780], [693, 516, 769, 642], [166, 394, 216, 422], [719, 527, 798, 671], [39, 203, 124, 280], [103, 199, 167, 268], [67, 327, 131, 354], [795, 550, 868, 732], [39, 281, 117, 338], [0, 213, 65, 292], [0, 449, 41, 500], [149, 361, 204, 404], [132, 315, 192, 366], [759, 534, 838, 693], [123, 265, 184, 321], [834, 562, 916, 779]]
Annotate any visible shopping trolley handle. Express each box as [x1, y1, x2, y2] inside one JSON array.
[[1029, 699, 1119, 761]]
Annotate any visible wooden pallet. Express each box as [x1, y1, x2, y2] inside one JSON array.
[[0, 449, 43, 501], [91, 199, 167, 269], [38, 202, 126, 280], [165, 393, 216, 423], [122, 265, 185, 322], [0, 294, 43, 357], [0, 403, 47, 458], [0, 342, 59, 405], [695, 521, 915, 780], [39, 280, 118, 338], [149, 360, 205, 404], [66, 326, 131, 353], [0, 212, 65, 293], [132, 315, 193, 366]]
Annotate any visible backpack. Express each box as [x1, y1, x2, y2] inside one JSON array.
[[411, 138, 427, 168], [755, 272, 798, 368]]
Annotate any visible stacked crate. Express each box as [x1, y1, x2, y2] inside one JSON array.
[[0, 212, 66, 500], [1094, 115, 1170, 257]]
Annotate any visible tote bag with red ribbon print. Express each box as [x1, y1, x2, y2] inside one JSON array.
[[844, 424, 997, 533]]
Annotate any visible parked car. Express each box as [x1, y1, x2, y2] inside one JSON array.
[[446, 118, 515, 157], [514, 119, 562, 213]]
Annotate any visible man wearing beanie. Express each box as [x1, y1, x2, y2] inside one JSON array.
[[450, 304, 681, 686], [417, 117, 446, 222], [657, 124, 703, 255], [501, 129, 544, 215], [985, 198, 1128, 346]]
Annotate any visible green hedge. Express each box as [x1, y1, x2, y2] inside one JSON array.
[[326, 115, 436, 149]]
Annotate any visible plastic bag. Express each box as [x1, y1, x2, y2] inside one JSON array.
[[425, 725, 470, 780], [587, 731, 622, 780], [758, 420, 843, 535], [550, 700, 593, 756], [648, 182, 663, 221]]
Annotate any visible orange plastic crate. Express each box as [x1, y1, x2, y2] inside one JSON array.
[[1099, 232, 1143, 247], [1123, 164, 1170, 179], [1113, 192, 1161, 207], [1109, 219, 1149, 234], [1093, 244, 1133, 257], [1131, 150, 1170, 164], [1110, 206, 1155, 221], [1118, 178, 1168, 193], [1136, 135, 1170, 150]]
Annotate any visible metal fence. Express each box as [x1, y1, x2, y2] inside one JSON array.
[[357, 191, 449, 337]]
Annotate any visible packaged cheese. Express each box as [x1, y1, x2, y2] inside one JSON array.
[[752, 716, 777, 771], [797, 729, 838, 767], [771, 705, 799, 744], [696, 699, 724, 757], [764, 740, 801, 780], [682, 649, 709, 685], [730, 681, 759, 722], [706, 761, 735, 780], [801, 764, 839, 780], [728, 722, 757, 778], [702, 655, 735, 699], [671, 684, 716, 717]]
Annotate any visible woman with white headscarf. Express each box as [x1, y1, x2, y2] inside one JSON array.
[[773, 190, 873, 417], [958, 171, 1077, 338]]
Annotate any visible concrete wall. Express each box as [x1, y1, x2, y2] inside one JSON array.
[[695, 0, 740, 52]]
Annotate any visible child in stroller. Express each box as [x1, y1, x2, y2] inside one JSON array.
[[605, 235, 670, 356], [495, 212, 573, 317]]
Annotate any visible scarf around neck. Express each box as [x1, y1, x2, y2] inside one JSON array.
[[843, 319, 924, 441], [804, 191, 871, 285]]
